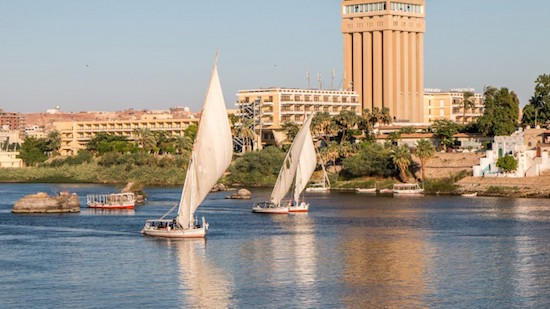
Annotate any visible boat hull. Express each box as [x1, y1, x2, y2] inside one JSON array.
[[252, 206, 289, 214], [288, 203, 309, 213], [141, 226, 207, 238], [305, 187, 330, 193], [393, 190, 424, 196], [356, 188, 376, 193], [87, 203, 134, 210]]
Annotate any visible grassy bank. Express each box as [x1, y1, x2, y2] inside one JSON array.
[[0, 163, 185, 186]]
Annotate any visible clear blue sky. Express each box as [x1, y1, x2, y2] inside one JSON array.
[[1, 0, 549, 113]]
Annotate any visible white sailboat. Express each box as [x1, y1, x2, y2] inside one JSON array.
[[141, 55, 233, 238], [288, 128, 316, 212], [252, 114, 315, 214], [305, 152, 331, 193]]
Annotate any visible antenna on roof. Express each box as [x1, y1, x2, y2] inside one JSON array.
[[317, 73, 323, 90], [306, 70, 310, 89], [331, 69, 336, 89]]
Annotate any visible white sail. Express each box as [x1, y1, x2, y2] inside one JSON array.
[[177, 57, 233, 228], [293, 128, 316, 203], [270, 114, 314, 205]]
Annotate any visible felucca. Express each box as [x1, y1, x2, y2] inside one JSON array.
[[141, 54, 233, 238], [252, 114, 315, 214]]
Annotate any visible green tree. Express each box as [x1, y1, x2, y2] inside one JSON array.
[[391, 145, 412, 182], [361, 107, 392, 138], [385, 131, 402, 147], [17, 137, 48, 166], [184, 124, 198, 143], [496, 154, 518, 173], [133, 128, 154, 156], [341, 143, 395, 179], [431, 119, 458, 151], [477, 86, 519, 136], [46, 130, 62, 157], [334, 110, 360, 144], [281, 121, 300, 143], [414, 139, 436, 183], [522, 74, 550, 126], [228, 146, 285, 185], [460, 91, 476, 124], [311, 112, 337, 145]]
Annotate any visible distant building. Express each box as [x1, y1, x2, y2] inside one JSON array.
[[342, 0, 426, 123], [0, 151, 23, 168], [53, 115, 199, 156], [236, 88, 360, 147], [424, 89, 484, 124], [25, 125, 47, 139], [0, 111, 25, 138], [0, 130, 22, 147]]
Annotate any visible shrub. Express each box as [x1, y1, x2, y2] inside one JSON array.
[[340, 143, 395, 179]]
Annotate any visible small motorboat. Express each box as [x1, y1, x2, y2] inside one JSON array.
[[461, 192, 478, 197], [356, 188, 376, 193]]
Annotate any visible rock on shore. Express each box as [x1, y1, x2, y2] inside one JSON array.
[[226, 188, 252, 199], [12, 192, 80, 213]]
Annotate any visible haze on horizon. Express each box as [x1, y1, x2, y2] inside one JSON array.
[[1, 0, 549, 113]]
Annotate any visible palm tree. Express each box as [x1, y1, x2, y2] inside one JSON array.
[[311, 112, 336, 145], [46, 130, 61, 157], [133, 128, 154, 156], [239, 118, 257, 152], [414, 139, 435, 184], [391, 145, 412, 182], [334, 110, 360, 144], [362, 107, 392, 137], [320, 141, 340, 168], [460, 91, 476, 124]]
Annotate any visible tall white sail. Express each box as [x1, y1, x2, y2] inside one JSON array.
[[270, 114, 314, 205], [177, 57, 233, 228], [293, 128, 316, 203]]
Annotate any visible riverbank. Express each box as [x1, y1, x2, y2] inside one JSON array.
[[3, 161, 550, 198], [458, 175, 550, 198]]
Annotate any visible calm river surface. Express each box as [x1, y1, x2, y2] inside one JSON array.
[[1, 183, 550, 308]]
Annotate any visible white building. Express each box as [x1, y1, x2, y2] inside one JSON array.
[[473, 128, 550, 177]]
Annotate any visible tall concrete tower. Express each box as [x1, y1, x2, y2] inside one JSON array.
[[341, 1, 425, 123]]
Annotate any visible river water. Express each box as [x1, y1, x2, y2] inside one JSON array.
[[1, 183, 550, 308]]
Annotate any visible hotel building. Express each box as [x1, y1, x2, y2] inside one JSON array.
[[341, 0, 425, 123], [53, 115, 198, 156], [424, 90, 484, 124], [236, 88, 360, 145]]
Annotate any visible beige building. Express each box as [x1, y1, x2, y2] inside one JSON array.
[[236, 88, 360, 146], [54, 115, 198, 156], [0, 151, 23, 168], [424, 90, 484, 124], [341, 0, 425, 123]]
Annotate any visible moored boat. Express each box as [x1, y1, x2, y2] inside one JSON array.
[[356, 188, 376, 194], [393, 183, 424, 195], [461, 192, 478, 197], [141, 54, 233, 238], [87, 193, 135, 209], [305, 153, 331, 193]]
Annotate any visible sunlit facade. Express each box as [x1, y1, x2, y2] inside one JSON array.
[[423, 90, 484, 124], [341, 0, 425, 123], [53, 117, 198, 156]]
